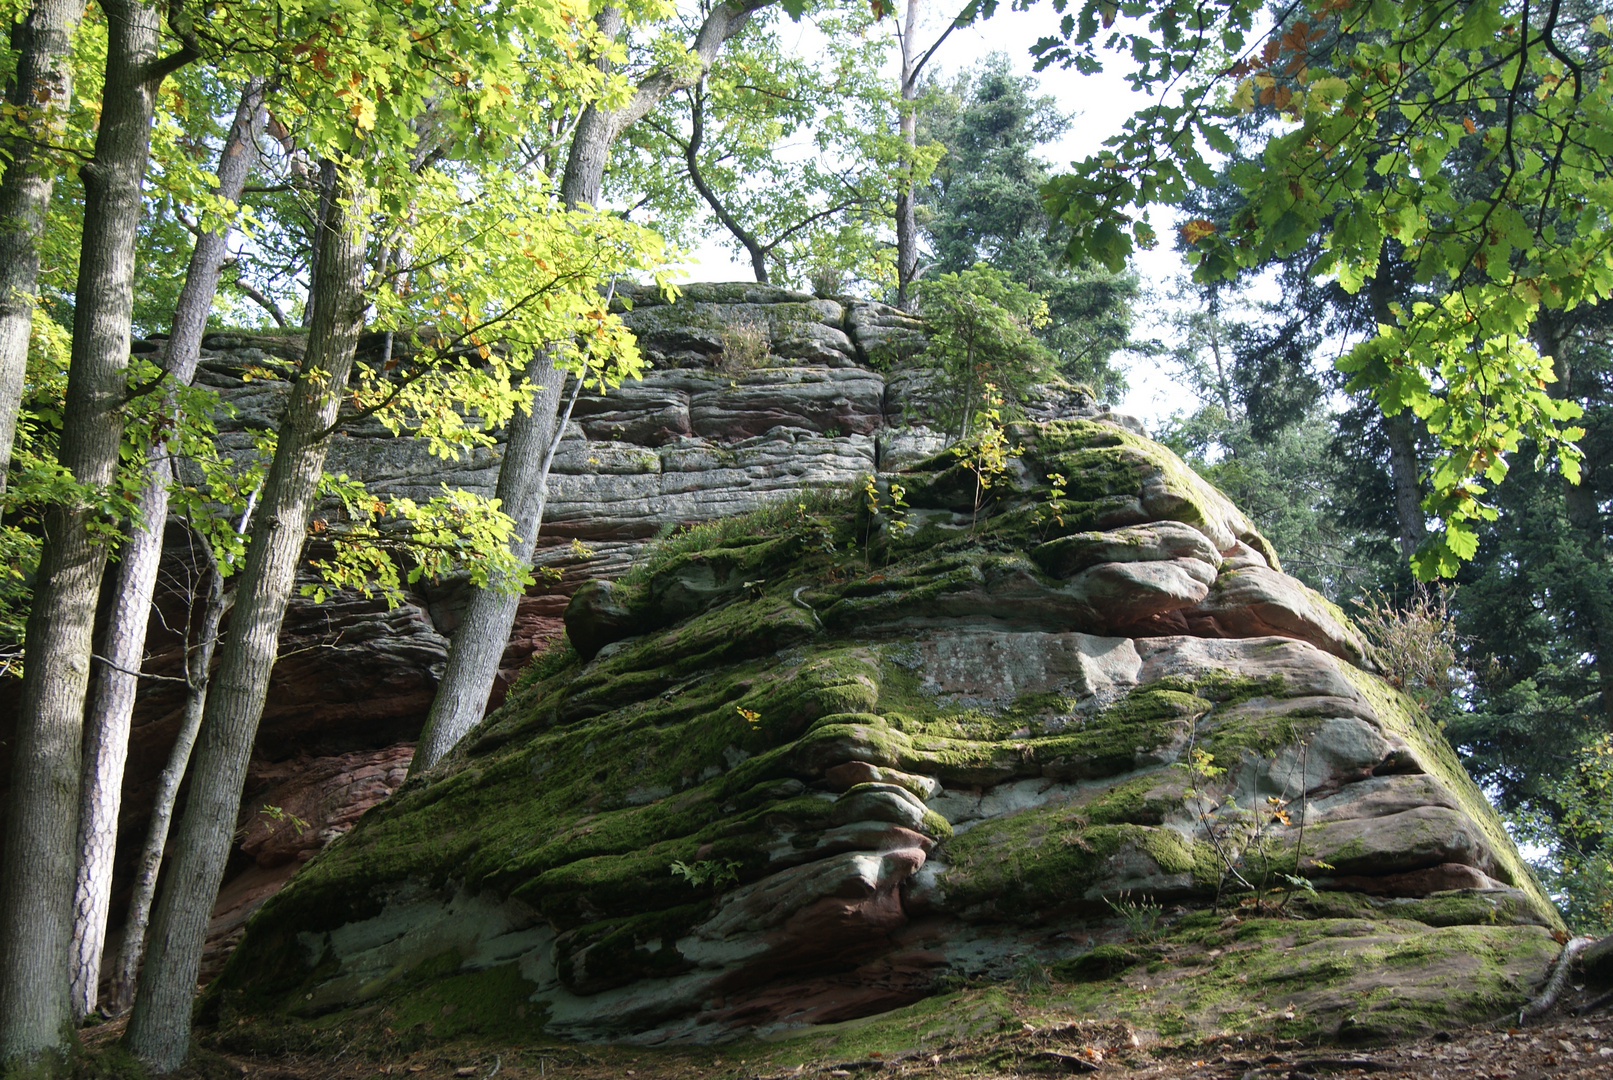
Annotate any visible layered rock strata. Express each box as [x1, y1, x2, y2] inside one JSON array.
[[0, 285, 1119, 992], [212, 419, 1560, 1049]]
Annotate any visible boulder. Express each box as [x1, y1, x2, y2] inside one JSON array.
[[214, 420, 1560, 1052]]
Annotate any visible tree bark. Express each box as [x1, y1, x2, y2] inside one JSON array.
[[1368, 273, 1425, 562], [123, 162, 369, 1073], [683, 85, 770, 283], [894, 0, 922, 311], [0, 0, 85, 498], [107, 529, 231, 1016], [68, 75, 266, 1022], [411, 354, 567, 772], [0, 2, 192, 1066], [1384, 409, 1426, 561], [891, 0, 959, 311]]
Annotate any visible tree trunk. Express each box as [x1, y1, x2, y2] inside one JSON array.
[[0, 0, 85, 497], [891, 0, 957, 311], [683, 85, 770, 283], [561, 0, 771, 209], [894, 0, 920, 310], [411, 354, 567, 772], [68, 75, 266, 1021], [106, 530, 230, 1016], [1367, 273, 1424, 562], [0, 2, 192, 1066], [1384, 410, 1426, 561], [123, 162, 370, 1073]]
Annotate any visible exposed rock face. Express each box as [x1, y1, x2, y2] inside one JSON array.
[[213, 419, 1559, 1050], [0, 286, 1139, 1001]]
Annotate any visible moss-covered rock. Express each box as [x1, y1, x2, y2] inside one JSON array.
[[214, 419, 1562, 1051]]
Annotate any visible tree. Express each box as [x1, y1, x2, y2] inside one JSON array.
[[920, 54, 1137, 399], [0, 0, 85, 498], [0, 0, 198, 1065], [116, 0, 675, 1054], [69, 72, 267, 1023], [1033, 0, 1609, 576], [891, 0, 967, 309], [413, 0, 779, 773], [611, 3, 901, 288], [914, 265, 1054, 442]]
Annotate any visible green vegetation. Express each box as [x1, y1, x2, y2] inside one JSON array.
[[203, 447, 1560, 1057]]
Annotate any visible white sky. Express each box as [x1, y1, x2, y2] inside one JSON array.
[[672, 2, 1199, 428]]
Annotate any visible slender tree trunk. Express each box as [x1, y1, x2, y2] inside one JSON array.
[[683, 86, 770, 283], [1368, 274, 1425, 562], [0, 0, 85, 497], [106, 530, 230, 1016], [560, 6, 626, 209], [894, 0, 921, 311], [1384, 410, 1426, 560], [891, 0, 959, 311], [411, 355, 567, 772], [1204, 288, 1234, 417], [0, 3, 192, 1066], [124, 162, 370, 1073], [67, 75, 266, 1021], [562, 0, 770, 209]]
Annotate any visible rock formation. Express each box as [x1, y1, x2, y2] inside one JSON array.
[[208, 415, 1562, 1049], [0, 283, 1120, 986]]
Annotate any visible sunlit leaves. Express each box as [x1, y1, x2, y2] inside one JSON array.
[[1033, 0, 1613, 575]]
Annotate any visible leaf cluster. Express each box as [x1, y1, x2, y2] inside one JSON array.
[[1033, 0, 1613, 575]]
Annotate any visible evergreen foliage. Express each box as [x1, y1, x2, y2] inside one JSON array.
[[919, 55, 1136, 400]]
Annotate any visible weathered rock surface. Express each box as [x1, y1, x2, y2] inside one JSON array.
[[213, 419, 1560, 1051], [0, 287, 1157, 1004]]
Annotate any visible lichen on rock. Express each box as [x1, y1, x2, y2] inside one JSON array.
[[211, 405, 1558, 1052]]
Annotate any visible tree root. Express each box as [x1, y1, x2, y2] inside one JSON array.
[[1576, 987, 1613, 1015], [1521, 935, 1595, 1023]]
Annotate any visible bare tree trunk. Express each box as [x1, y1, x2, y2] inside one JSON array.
[[1367, 274, 1425, 562], [106, 528, 231, 1016], [894, 0, 921, 311], [0, 2, 193, 1067], [682, 85, 770, 282], [123, 160, 369, 1073], [561, 0, 771, 209], [891, 0, 959, 311], [68, 74, 265, 1022], [1383, 410, 1426, 560], [0, 0, 85, 497], [411, 355, 567, 772]]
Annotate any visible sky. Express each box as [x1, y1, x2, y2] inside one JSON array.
[[671, 1, 1202, 429]]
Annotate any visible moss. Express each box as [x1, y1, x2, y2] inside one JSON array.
[[218, 415, 1557, 1048], [379, 962, 539, 1042], [553, 903, 707, 992], [1051, 944, 1145, 982], [938, 802, 1191, 916], [1072, 776, 1177, 827], [1009, 419, 1256, 546], [1337, 665, 1563, 928]]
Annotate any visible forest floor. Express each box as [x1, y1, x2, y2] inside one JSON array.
[[80, 985, 1613, 1080]]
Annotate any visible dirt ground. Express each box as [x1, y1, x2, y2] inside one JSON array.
[[80, 984, 1613, 1080]]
